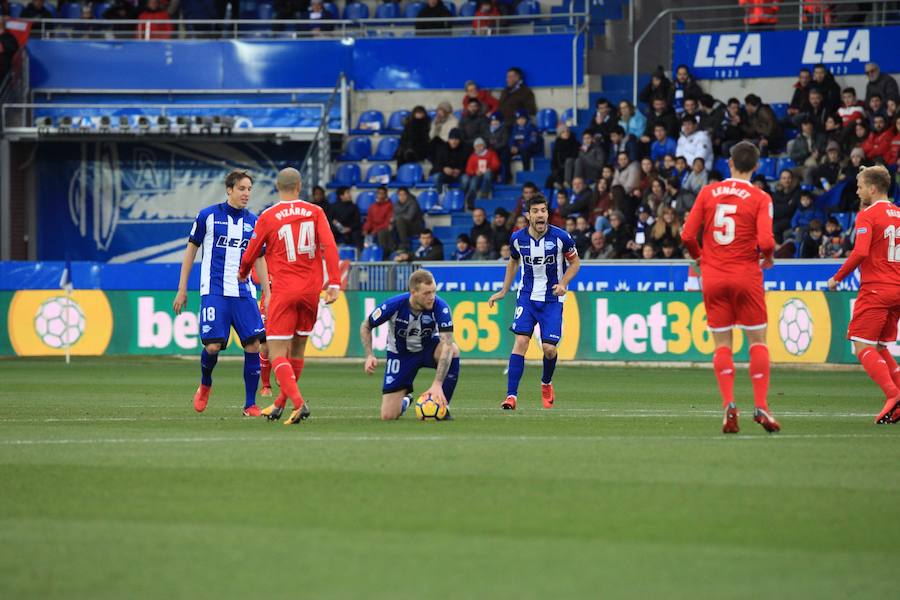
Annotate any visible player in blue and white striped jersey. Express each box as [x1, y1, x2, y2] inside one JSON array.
[[360, 269, 460, 420], [488, 194, 580, 410], [173, 170, 269, 417]]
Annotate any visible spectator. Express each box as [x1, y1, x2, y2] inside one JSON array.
[[636, 157, 658, 197], [392, 187, 423, 249], [669, 64, 703, 115], [462, 137, 500, 209], [329, 186, 362, 248], [103, 0, 139, 33], [136, 0, 174, 39], [498, 243, 511, 260], [638, 65, 671, 107], [798, 219, 824, 258], [274, 0, 305, 24], [681, 96, 701, 122], [546, 123, 578, 190], [607, 125, 638, 166], [837, 87, 866, 128], [788, 117, 827, 169], [462, 80, 499, 116], [469, 207, 492, 243], [676, 115, 713, 171], [414, 229, 444, 261], [606, 210, 634, 258], [560, 176, 593, 218], [629, 206, 655, 255], [884, 114, 900, 166], [72, 4, 98, 38], [643, 177, 666, 215], [641, 242, 658, 259], [302, 0, 335, 33], [472, 234, 498, 260], [772, 169, 800, 242], [0, 17, 19, 80], [739, 0, 779, 26], [512, 181, 538, 220], [715, 97, 744, 157], [509, 109, 541, 171], [583, 231, 614, 259], [458, 97, 490, 149], [432, 128, 468, 192], [812, 64, 842, 114], [698, 94, 726, 133], [650, 206, 681, 247], [573, 215, 592, 255], [472, 0, 500, 35], [20, 0, 52, 19], [811, 140, 844, 189], [498, 67, 537, 125], [452, 234, 474, 260], [743, 93, 785, 154], [416, 0, 452, 34], [889, 98, 899, 120], [665, 176, 694, 216], [591, 178, 613, 223], [820, 216, 849, 258], [486, 111, 510, 182], [512, 214, 528, 232], [572, 130, 606, 182], [835, 147, 867, 213], [394, 105, 431, 165], [865, 62, 900, 103], [585, 97, 617, 144], [649, 123, 677, 169], [642, 95, 680, 142], [752, 174, 772, 195], [682, 157, 708, 196], [866, 93, 887, 127], [790, 190, 825, 240], [362, 186, 394, 251], [862, 114, 893, 162], [844, 120, 870, 155], [787, 68, 813, 121], [490, 207, 510, 251], [673, 156, 689, 184], [618, 100, 646, 139], [611, 151, 642, 198], [430, 101, 459, 154], [823, 114, 843, 147], [805, 88, 830, 132], [660, 238, 680, 259], [564, 216, 577, 238]]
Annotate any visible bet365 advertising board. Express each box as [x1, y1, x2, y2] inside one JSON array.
[[0, 289, 881, 364]]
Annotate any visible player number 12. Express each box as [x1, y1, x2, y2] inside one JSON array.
[[278, 222, 316, 262], [884, 225, 900, 262]]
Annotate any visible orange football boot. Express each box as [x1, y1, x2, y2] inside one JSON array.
[[541, 383, 555, 409], [193, 385, 211, 413], [501, 395, 517, 410]]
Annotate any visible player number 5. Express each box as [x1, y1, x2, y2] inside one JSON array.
[[713, 204, 737, 245], [884, 225, 900, 262], [278, 222, 317, 263]]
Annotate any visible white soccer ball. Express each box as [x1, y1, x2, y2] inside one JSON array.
[[778, 298, 813, 356], [33, 296, 85, 349], [310, 303, 335, 350]]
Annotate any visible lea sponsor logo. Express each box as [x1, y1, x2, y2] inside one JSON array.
[[692, 30, 869, 68]]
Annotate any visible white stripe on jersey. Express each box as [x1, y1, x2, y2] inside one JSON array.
[[222, 215, 242, 297], [529, 237, 548, 301], [386, 319, 397, 353], [514, 238, 525, 299], [555, 241, 566, 304], [199, 212, 214, 296]]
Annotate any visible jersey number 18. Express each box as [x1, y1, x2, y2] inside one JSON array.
[[278, 222, 316, 262]]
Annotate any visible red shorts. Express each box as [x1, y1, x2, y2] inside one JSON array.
[[848, 286, 900, 345], [266, 291, 320, 340], [702, 272, 767, 331]]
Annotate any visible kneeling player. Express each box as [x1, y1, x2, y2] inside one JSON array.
[[361, 270, 460, 420]]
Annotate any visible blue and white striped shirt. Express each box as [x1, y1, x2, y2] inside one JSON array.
[[189, 202, 258, 298], [509, 225, 577, 303], [368, 293, 454, 355]]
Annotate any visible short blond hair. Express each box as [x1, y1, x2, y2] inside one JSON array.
[[408, 269, 435, 291], [859, 165, 891, 194]]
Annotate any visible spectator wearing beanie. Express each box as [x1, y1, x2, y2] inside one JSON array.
[[509, 109, 542, 171], [459, 97, 490, 148], [432, 128, 468, 192]]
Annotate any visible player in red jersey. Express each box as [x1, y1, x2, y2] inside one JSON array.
[[682, 141, 781, 434], [239, 168, 341, 425], [827, 165, 900, 423]]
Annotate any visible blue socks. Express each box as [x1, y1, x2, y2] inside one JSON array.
[[542, 355, 557, 385], [200, 348, 218, 387], [506, 353, 525, 397], [243, 352, 261, 409], [442, 357, 460, 404]]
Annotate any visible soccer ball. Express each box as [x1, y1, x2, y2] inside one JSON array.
[[414, 393, 448, 421], [34, 296, 86, 349], [778, 298, 813, 356], [310, 303, 335, 350]]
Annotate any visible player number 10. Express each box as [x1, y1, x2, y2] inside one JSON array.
[[278, 222, 317, 262], [884, 225, 900, 262]]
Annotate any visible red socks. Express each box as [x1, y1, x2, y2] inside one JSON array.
[[749, 344, 771, 411], [712, 347, 735, 408], [858, 347, 900, 399], [272, 356, 304, 410], [260, 355, 271, 387], [878, 348, 900, 388], [274, 359, 306, 409]]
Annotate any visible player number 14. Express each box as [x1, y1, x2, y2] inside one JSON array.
[[884, 225, 900, 262], [278, 222, 316, 262]]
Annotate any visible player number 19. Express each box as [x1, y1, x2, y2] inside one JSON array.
[[713, 204, 737, 245], [884, 225, 900, 262], [278, 221, 316, 262]]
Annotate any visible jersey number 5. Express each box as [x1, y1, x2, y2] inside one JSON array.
[[713, 204, 737, 245], [278, 222, 316, 262], [884, 225, 900, 262]]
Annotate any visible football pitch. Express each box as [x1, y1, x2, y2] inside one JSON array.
[[1, 358, 899, 599]]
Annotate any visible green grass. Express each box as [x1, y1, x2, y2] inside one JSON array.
[[1, 357, 899, 599]]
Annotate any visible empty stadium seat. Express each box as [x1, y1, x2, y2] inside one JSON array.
[[832, 212, 855, 232], [713, 157, 731, 179], [361, 245, 384, 262], [8, 2, 24, 17], [92, 1, 110, 18], [323, 2, 338, 18], [776, 157, 796, 174], [362, 163, 393, 186], [343, 2, 369, 20], [338, 245, 358, 261], [327, 191, 338, 204], [356, 190, 377, 214], [443, 1, 457, 17], [353, 110, 385, 133], [386, 110, 410, 133], [338, 137, 372, 162], [459, 1, 477, 17], [404, 1, 424, 18], [418, 189, 440, 213], [375, 2, 400, 19], [396, 163, 423, 186], [757, 157, 777, 180], [516, 0, 541, 17], [256, 2, 274, 19], [61, 2, 82, 19], [372, 137, 399, 161], [770, 103, 789, 120], [537, 108, 558, 132], [332, 163, 361, 187], [444, 189, 465, 212]]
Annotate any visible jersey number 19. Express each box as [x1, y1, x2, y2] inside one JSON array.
[[278, 222, 316, 262]]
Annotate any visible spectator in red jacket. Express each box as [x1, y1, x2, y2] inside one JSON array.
[[461, 137, 501, 209], [362, 186, 395, 251], [862, 114, 894, 162], [137, 0, 173, 39], [739, 0, 778, 26], [472, 0, 500, 35], [884, 114, 900, 166], [462, 80, 499, 116], [838, 87, 867, 128]]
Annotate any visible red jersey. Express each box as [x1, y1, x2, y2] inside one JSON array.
[[834, 200, 900, 288], [239, 200, 340, 295], [681, 178, 775, 277]]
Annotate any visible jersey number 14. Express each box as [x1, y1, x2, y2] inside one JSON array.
[[278, 222, 316, 262]]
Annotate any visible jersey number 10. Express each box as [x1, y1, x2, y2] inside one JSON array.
[[278, 222, 316, 262]]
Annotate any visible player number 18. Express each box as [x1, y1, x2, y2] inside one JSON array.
[[713, 204, 737, 245], [278, 222, 317, 262], [884, 225, 900, 262]]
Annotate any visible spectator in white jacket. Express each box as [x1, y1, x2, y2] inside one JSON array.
[[675, 115, 713, 172]]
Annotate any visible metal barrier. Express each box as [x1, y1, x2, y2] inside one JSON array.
[[299, 76, 346, 190], [346, 261, 420, 291]]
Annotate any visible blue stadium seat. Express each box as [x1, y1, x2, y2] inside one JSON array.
[[343, 2, 369, 20], [443, 1, 457, 17], [361, 245, 384, 262], [375, 2, 400, 19], [444, 189, 465, 212], [776, 157, 796, 174], [361, 163, 393, 186], [327, 191, 338, 204], [404, 1, 424, 18], [757, 157, 777, 180], [338, 245, 358, 261], [713, 157, 731, 179], [516, 0, 540, 21], [418, 189, 440, 213], [92, 1, 110, 18], [332, 163, 361, 187], [832, 212, 855, 233], [256, 2, 274, 19], [396, 163, 423, 186], [353, 110, 385, 134], [372, 136, 400, 160], [43, 2, 56, 17], [537, 108, 558, 132], [356, 190, 377, 214], [386, 109, 410, 133], [770, 103, 789, 120], [323, 2, 338, 18], [61, 2, 83, 19], [459, 0, 476, 17], [9, 2, 24, 17], [338, 137, 372, 162]]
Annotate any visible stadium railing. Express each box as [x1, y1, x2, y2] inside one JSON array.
[[299, 76, 346, 190], [346, 261, 420, 291]]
